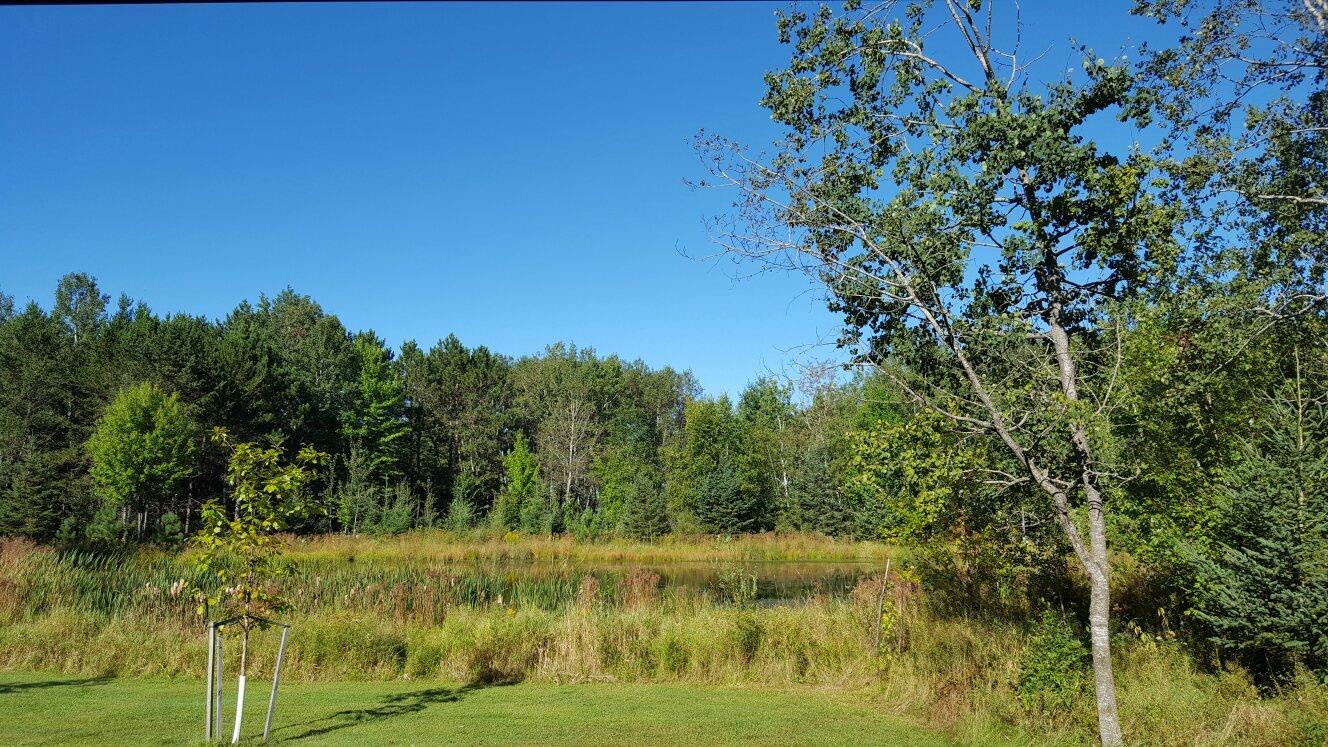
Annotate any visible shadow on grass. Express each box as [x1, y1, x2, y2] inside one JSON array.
[[274, 677, 518, 742], [0, 675, 112, 695]]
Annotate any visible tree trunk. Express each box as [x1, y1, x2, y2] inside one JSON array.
[[1048, 308, 1124, 747], [1088, 566, 1122, 746]]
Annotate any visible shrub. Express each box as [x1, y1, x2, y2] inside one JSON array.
[[717, 564, 758, 607], [1018, 609, 1090, 711], [154, 513, 184, 547], [726, 611, 762, 664]]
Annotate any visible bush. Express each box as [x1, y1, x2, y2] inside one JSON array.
[[444, 494, 475, 532], [1018, 609, 1090, 711], [154, 513, 184, 547], [717, 564, 758, 607]]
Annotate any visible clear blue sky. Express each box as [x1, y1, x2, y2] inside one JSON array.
[[0, 2, 1166, 397]]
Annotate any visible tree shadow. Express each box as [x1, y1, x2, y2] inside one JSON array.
[[275, 678, 516, 742], [0, 675, 112, 695]]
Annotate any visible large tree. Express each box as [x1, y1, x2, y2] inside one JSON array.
[[697, 2, 1185, 742], [419, 335, 512, 514], [86, 382, 197, 539], [342, 334, 408, 485]]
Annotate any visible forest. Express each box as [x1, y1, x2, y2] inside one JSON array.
[[0, 276, 902, 543]]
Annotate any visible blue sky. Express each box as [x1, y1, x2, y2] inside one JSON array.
[[0, 2, 1168, 397]]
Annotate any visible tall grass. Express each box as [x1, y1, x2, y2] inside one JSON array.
[[1, 536, 1325, 746], [284, 529, 896, 564]]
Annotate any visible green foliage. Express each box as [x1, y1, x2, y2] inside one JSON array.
[[844, 408, 985, 540], [155, 512, 184, 547], [83, 503, 125, 548], [788, 441, 852, 537], [1192, 386, 1328, 686], [493, 432, 543, 532], [373, 482, 415, 536], [619, 471, 670, 540], [565, 508, 606, 542], [444, 492, 476, 533], [670, 397, 768, 532], [342, 336, 408, 484], [695, 467, 760, 535], [85, 382, 196, 537], [332, 444, 377, 533], [591, 444, 647, 530], [717, 564, 759, 608], [193, 428, 326, 625], [1018, 610, 1090, 711]]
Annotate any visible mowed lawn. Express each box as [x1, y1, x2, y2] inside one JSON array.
[[0, 671, 956, 746]]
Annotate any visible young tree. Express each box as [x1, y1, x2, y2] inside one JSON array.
[[86, 382, 197, 540], [695, 466, 760, 535], [194, 429, 324, 737], [619, 471, 670, 540], [1193, 360, 1328, 686], [789, 441, 852, 537], [696, 3, 1183, 742], [493, 431, 543, 531]]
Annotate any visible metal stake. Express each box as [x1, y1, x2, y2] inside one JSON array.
[[262, 626, 290, 742], [205, 623, 216, 742], [214, 628, 224, 740]]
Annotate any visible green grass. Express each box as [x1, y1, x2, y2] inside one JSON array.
[[0, 671, 956, 746]]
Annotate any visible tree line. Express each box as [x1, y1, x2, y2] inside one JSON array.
[[0, 277, 916, 545]]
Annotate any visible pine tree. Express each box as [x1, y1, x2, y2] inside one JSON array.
[[444, 491, 475, 532], [619, 471, 670, 540], [342, 336, 408, 484], [695, 466, 759, 534], [1193, 365, 1328, 686], [790, 442, 852, 537]]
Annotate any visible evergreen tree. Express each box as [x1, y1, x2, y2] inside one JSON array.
[[1193, 376, 1328, 686], [619, 471, 670, 540], [695, 466, 759, 534], [444, 490, 475, 532], [790, 442, 852, 537], [342, 335, 408, 484]]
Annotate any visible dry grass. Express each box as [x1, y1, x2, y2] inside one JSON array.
[[279, 530, 897, 565], [2, 537, 1326, 746]]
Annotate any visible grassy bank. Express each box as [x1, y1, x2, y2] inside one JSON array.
[[2, 534, 1326, 745], [0, 671, 957, 746], [277, 530, 896, 568]]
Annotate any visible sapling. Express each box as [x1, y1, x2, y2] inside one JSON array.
[[194, 428, 325, 743]]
